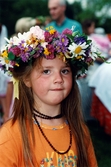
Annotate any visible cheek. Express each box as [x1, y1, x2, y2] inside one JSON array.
[[32, 79, 48, 93], [66, 76, 72, 92]]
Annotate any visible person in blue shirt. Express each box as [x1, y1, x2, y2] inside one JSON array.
[[46, 0, 82, 33]]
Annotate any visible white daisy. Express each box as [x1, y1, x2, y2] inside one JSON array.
[[89, 44, 100, 60], [68, 42, 89, 58], [0, 56, 13, 71]]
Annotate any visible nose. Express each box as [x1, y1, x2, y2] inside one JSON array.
[[54, 72, 63, 84]]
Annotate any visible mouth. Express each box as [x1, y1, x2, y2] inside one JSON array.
[[50, 88, 63, 91]]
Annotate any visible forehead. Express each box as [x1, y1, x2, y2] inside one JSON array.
[[40, 57, 69, 67], [48, 0, 60, 8]]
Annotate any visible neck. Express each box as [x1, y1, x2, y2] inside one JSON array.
[[34, 103, 61, 117], [33, 104, 64, 126], [56, 15, 65, 26]]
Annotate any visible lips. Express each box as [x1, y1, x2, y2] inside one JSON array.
[[50, 88, 63, 91]]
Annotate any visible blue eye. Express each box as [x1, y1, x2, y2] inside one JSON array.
[[43, 69, 50, 74]]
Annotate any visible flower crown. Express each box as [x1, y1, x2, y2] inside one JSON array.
[[0, 26, 101, 76]]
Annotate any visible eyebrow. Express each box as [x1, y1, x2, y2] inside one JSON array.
[[48, 6, 59, 10], [43, 64, 70, 68]]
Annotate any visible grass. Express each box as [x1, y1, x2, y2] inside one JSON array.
[[87, 120, 111, 167]]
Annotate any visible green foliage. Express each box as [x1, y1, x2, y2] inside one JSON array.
[[8, 52, 15, 60]]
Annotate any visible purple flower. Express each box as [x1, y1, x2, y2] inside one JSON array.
[[21, 52, 30, 62], [27, 46, 34, 52], [55, 44, 61, 53], [33, 45, 44, 58], [55, 36, 68, 53], [19, 41, 25, 49], [85, 47, 91, 56], [37, 45, 44, 53], [74, 36, 86, 44], [59, 34, 69, 46]]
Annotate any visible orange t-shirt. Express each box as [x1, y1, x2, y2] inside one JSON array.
[[0, 119, 98, 167]]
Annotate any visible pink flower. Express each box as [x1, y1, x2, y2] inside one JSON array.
[[86, 57, 93, 62], [30, 26, 45, 40], [9, 46, 21, 56], [62, 29, 72, 35]]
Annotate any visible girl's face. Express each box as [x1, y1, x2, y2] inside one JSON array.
[[27, 57, 72, 106]]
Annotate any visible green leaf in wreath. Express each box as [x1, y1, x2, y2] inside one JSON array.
[[8, 52, 15, 60]]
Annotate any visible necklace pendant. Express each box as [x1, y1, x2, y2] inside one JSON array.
[[52, 128, 57, 130]]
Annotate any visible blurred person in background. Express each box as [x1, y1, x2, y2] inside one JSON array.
[[13, 16, 49, 36], [14, 17, 37, 35], [46, 0, 82, 33], [78, 19, 111, 121], [0, 23, 13, 124], [89, 57, 111, 136], [0, 23, 8, 51]]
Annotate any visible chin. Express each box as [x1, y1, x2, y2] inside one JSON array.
[[49, 98, 65, 105], [51, 16, 58, 20]]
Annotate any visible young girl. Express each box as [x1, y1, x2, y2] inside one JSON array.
[[0, 26, 100, 167]]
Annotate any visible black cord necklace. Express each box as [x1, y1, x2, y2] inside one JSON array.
[[33, 114, 72, 155], [33, 108, 63, 119]]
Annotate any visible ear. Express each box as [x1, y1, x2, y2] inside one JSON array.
[[23, 77, 31, 88], [62, 5, 66, 12]]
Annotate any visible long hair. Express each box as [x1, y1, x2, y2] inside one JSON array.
[[12, 59, 40, 166], [61, 63, 90, 167], [11, 58, 90, 167]]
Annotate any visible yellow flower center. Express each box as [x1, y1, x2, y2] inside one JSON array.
[[76, 55, 82, 59], [44, 48, 50, 56], [1, 50, 8, 57], [62, 38, 65, 43], [74, 46, 82, 54], [58, 53, 66, 62], [15, 63, 19, 67], [49, 29, 56, 35], [5, 59, 9, 64]]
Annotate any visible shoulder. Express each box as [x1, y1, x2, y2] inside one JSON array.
[[45, 21, 55, 28], [65, 18, 82, 33], [0, 119, 24, 166], [0, 119, 21, 144], [65, 18, 81, 25]]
